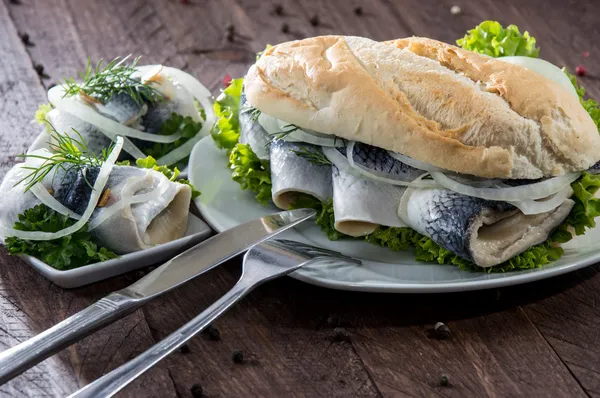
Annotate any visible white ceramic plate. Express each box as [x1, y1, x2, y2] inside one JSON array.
[[190, 136, 600, 293], [2, 132, 213, 288], [14, 215, 211, 288]]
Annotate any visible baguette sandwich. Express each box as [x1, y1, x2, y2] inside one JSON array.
[[213, 31, 600, 270]]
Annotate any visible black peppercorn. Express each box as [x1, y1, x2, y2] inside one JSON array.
[[353, 6, 363, 16], [440, 375, 449, 386], [20, 32, 33, 46], [232, 350, 244, 363], [208, 326, 220, 341], [273, 4, 284, 16], [34, 63, 44, 75], [309, 15, 320, 26], [179, 343, 190, 354], [190, 383, 204, 397], [434, 322, 450, 339], [281, 23, 290, 34]]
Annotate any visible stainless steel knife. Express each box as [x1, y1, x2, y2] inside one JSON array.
[[0, 208, 316, 384]]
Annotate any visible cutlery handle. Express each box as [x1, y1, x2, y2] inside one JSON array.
[[68, 282, 252, 398], [0, 292, 141, 384]]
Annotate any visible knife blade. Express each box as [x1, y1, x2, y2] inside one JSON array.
[[0, 208, 316, 384]]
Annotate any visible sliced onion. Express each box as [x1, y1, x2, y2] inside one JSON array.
[[430, 171, 580, 201], [388, 151, 447, 173], [322, 146, 360, 175], [88, 173, 171, 230], [0, 137, 123, 240], [154, 67, 216, 166], [508, 185, 574, 215], [258, 113, 343, 147], [30, 183, 81, 220], [48, 86, 184, 143]]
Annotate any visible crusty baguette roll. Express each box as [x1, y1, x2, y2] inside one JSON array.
[[244, 35, 600, 179]]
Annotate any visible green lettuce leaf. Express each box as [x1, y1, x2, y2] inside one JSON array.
[[212, 78, 243, 150], [229, 143, 271, 205], [140, 113, 203, 161], [5, 204, 118, 270], [457, 21, 540, 58], [564, 69, 600, 132], [136, 156, 201, 199]]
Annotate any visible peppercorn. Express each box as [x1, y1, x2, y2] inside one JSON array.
[[583, 51, 590, 58], [190, 383, 204, 397], [353, 6, 363, 16], [20, 32, 33, 46], [232, 350, 244, 363], [222, 74, 232, 88], [434, 322, 450, 339], [208, 326, 221, 341], [309, 15, 320, 26], [440, 375, 449, 386], [179, 343, 190, 354], [281, 23, 290, 34], [34, 63, 44, 75], [273, 4, 284, 16], [9, 0, 21, 5], [576, 65, 587, 76]]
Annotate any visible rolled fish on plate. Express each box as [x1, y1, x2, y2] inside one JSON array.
[[40, 56, 215, 166], [398, 187, 575, 267], [0, 136, 194, 259], [239, 92, 271, 161], [269, 140, 332, 209], [323, 144, 417, 236]]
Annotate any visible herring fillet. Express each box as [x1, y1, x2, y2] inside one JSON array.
[[239, 92, 271, 160], [0, 163, 191, 254], [349, 142, 423, 181], [398, 187, 574, 267], [270, 140, 332, 209], [332, 166, 408, 237]]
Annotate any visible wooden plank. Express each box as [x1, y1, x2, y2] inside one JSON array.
[[0, 0, 47, 179]]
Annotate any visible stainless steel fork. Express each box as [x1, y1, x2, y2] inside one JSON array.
[[68, 239, 360, 398]]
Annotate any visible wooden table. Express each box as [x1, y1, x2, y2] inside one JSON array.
[[0, 0, 599, 396]]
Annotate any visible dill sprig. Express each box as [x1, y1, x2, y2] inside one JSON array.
[[62, 55, 165, 106], [242, 105, 262, 122], [291, 146, 332, 166], [271, 124, 300, 141], [15, 124, 113, 192]]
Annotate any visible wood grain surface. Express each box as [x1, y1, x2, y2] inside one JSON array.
[[1, 0, 600, 396]]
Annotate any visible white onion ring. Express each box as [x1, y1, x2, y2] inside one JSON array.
[[388, 151, 447, 173], [258, 113, 343, 147], [322, 147, 358, 174], [430, 171, 580, 201], [30, 183, 82, 220], [508, 185, 574, 215], [88, 174, 171, 230], [48, 86, 184, 143], [0, 137, 123, 240], [154, 67, 216, 166]]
